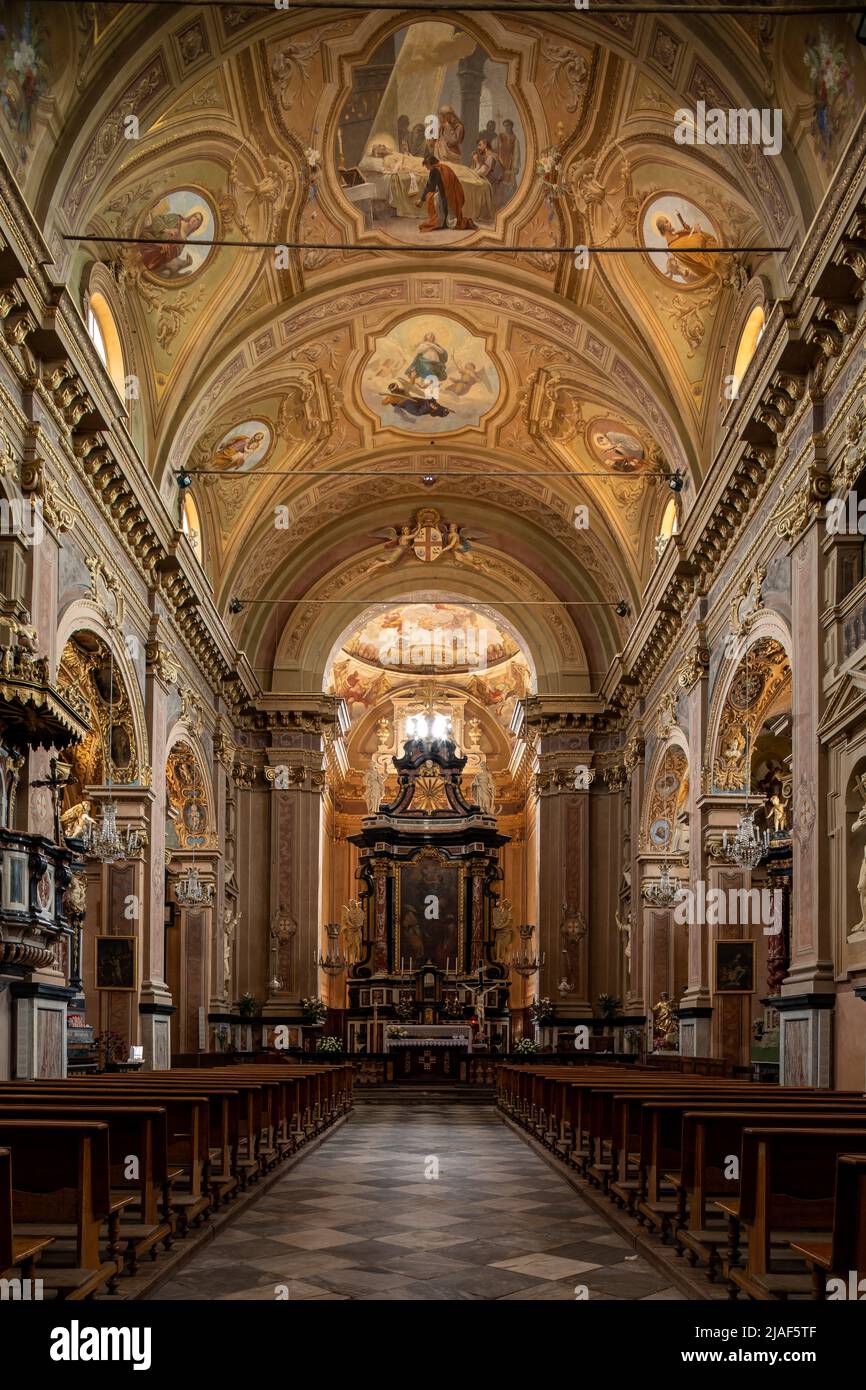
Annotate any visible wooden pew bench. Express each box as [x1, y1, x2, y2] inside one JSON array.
[[0, 1119, 131, 1299], [0, 1145, 53, 1289], [720, 1127, 866, 1301], [790, 1153, 866, 1298], [0, 1100, 174, 1274], [672, 1108, 866, 1280]]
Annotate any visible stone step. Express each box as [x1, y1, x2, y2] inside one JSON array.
[[354, 1084, 497, 1105]]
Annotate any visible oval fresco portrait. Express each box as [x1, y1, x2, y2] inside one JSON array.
[[362, 315, 499, 435], [209, 420, 272, 473], [640, 195, 723, 289], [586, 417, 647, 473], [336, 20, 524, 245], [135, 189, 216, 283]]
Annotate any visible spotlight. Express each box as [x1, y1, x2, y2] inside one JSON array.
[[176, 470, 192, 490], [668, 470, 684, 492], [228, 597, 244, 614], [615, 600, 630, 618], [422, 474, 436, 487]]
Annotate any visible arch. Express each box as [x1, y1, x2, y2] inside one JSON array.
[[642, 731, 690, 852], [164, 726, 218, 849], [54, 604, 150, 785], [705, 618, 793, 798]]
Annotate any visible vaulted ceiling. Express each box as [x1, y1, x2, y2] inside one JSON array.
[[6, 2, 864, 691]]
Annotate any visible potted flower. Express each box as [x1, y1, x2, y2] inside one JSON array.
[[301, 995, 327, 1026], [597, 993, 622, 1021], [529, 997, 554, 1026], [316, 1035, 343, 1054], [514, 1037, 540, 1055], [237, 992, 259, 1018]]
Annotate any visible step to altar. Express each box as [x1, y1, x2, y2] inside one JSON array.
[[353, 1083, 497, 1105]]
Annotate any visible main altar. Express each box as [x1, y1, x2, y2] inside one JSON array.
[[346, 717, 512, 1061]]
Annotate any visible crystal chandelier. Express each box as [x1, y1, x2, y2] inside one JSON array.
[[722, 811, 770, 870], [317, 922, 347, 976], [510, 923, 541, 977], [644, 861, 682, 909], [85, 798, 142, 865], [720, 639, 769, 870], [84, 633, 142, 864], [173, 864, 214, 909]]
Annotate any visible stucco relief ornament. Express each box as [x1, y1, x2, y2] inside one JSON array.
[[560, 903, 586, 990], [792, 776, 816, 848]]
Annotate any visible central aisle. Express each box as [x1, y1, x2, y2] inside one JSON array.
[[155, 1105, 685, 1301]]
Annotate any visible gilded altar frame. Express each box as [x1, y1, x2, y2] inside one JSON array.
[[394, 847, 465, 969]]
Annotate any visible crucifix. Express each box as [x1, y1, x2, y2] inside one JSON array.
[[30, 756, 70, 845]]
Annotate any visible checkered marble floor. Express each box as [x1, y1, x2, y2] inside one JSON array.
[[154, 1106, 685, 1301]]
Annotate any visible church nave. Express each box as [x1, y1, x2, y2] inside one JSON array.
[[153, 1105, 683, 1303]]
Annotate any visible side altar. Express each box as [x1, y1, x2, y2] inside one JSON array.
[[345, 721, 512, 1059]]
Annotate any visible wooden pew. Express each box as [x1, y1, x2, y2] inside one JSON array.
[[6, 1082, 213, 1229], [790, 1153, 866, 1298], [673, 1109, 866, 1279], [0, 1119, 130, 1299], [720, 1127, 866, 1300], [0, 1146, 53, 1288], [0, 1101, 174, 1273]]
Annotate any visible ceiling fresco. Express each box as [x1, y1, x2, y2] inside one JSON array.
[[6, 3, 866, 692]]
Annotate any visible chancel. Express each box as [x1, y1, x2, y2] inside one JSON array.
[[0, 0, 865, 1325]]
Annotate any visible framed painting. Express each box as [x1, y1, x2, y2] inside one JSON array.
[[396, 853, 463, 970], [714, 939, 754, 995], [95, 935, 137, 991]]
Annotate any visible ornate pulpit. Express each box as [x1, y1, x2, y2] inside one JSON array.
[[347, 724, 511, 1057]]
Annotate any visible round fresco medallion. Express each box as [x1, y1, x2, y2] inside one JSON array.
[[586, 417, 647, 473], [650, 817, 671, 847], [334, 20, 525, 245], [640, 194, 723, 289], [208, 420, 272, 473], [362, 315, 499, 435], [135, 189, 216, 283]]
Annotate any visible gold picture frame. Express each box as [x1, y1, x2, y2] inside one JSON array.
[[713, 938, 754, 995]]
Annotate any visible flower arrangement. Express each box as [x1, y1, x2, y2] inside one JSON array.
[[316, 1034, 343, 1054], [237, 992, 259, 1018], [301, 995, 327, 1025], [387, 1026, 408, 1039], [624, 1027, 643, 1053], [597, 993, 622, 1020], [214, 1026, 230, 1052], [514, 1037, 540, 1054], [95, 1029, 126, 1066], [529, 996, 554, 1025]]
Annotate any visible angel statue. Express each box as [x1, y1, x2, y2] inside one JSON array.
[[363, 764, 386, 814], [60, 799, 97, 841], [340, 899, 365, 966], [492, 897, 515, 964], [471, 764, 496, 815]]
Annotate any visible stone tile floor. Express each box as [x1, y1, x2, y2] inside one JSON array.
[[154, 1106, 685, 1301]]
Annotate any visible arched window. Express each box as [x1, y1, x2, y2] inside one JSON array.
[[85, 291, 126, 399], [654, 497, 679, 563], [182, 493, 203, 564], [731, 304, 766, 398]]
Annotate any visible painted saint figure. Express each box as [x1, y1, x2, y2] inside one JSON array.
[[416, 155, 477, 233], [140, 206, 206, 279]]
